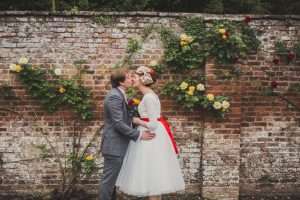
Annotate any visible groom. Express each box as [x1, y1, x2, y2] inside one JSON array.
[[100, 68, 155, 200]]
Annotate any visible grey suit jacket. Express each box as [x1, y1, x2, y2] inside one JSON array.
[[101, 88, 140, 157]]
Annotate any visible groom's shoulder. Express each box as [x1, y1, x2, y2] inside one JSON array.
[[105, 88, 121, 99]]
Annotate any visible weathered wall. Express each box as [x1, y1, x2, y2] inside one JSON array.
[[0, 11, 299, 200]]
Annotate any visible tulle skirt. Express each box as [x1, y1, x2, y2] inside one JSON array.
[[116, 123, 185, 197]]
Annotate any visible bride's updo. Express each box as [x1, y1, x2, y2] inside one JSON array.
[[135, 66, 157, 86]]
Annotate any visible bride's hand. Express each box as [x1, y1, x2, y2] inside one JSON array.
[[133, 117, 148, 128]]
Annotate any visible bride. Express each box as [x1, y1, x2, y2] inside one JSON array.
[[116, 66, 185, 200]]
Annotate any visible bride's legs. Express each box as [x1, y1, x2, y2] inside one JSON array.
[[149, 195, 162, 200]]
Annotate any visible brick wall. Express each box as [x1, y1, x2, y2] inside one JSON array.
[[0, 11, 299, 200]]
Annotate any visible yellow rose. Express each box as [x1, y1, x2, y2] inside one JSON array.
[[180, 33, 193, 45], [218, 28, 226, 34], [180, 33, 188, 41], [180, 40, 188, 47], [18, 56, 29, 65], [179, 81, 189, 90], [9, 64, 17, 71], [132, 98, 141, 105], [59, 87, 66, 93], [188, 86, 195, 92], [85, 155, 94, 161], [187, 90, 194, 96], [15, 64, 23, 72], [213, 101, 222, 110], [222, 100, 230, 109], [196, 83, 205, 91], [206, 94, 214, 101]]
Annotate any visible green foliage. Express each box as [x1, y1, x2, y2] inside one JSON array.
[[208, 20, 260, 65], [93, 16, 117, 26], [126, 38, 141, 54], [293, 42, 300, 58], [10, 59, 93, 121], [289, 83, 300, 93], [159, 17, 260, 71], [275, 41, 288, 54], [0, 84, 16, 100], [1, 0, 299, 14]]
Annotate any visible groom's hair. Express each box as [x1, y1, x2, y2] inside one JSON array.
[[110, 67, 129, 88]]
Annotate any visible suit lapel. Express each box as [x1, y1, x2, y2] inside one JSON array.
[[115, 88, 130, 117]]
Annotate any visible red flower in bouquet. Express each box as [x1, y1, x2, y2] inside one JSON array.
[[128, 98, 141, 117]]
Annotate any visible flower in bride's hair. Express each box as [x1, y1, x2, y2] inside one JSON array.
[[206, 93, 214, 101], [213, 101, 222, 110], [179, 81, 189, 90], [18, 56, 29, 65]]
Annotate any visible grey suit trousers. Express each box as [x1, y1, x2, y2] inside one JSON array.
[[99, 155, 124, 200]]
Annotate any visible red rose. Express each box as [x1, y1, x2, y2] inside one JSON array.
[[244, 16, 252, 24], [128, 99, 134, 106], [271, 81, 278, 89], [287, 52, 295, 61]]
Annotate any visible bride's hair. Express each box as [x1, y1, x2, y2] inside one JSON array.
[[135, 66, 157, 87]]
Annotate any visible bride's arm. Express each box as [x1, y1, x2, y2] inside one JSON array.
[[133, 117, 148, 128]]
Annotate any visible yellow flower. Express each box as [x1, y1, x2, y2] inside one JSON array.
[[218, 28, 226, 34], [188, 86, 195, 92], [59, 87, 66, 93], [18, 56, 29, 65], [196, 83, 205, 91], [213, 101, 222, 110], [179, 81, 189, 90], [180, 40, 188, 47], [85, 155, 94, 161], [206, 94, 214, 101], [222, 100, 230, 109], [9, 64, 23, 72], [132, 98, 141, 105], [9, 64, 17, 71], [180, 33, 188, 41], [180, 33, 193, 46], [186, 90, 194, 96], [187, 86, 195, 96], [15, 64, 23, 72]]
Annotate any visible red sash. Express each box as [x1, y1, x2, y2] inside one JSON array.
[[141, 117, 179, 155]]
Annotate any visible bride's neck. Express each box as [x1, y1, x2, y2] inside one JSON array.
[[138, 85, 152, 95]]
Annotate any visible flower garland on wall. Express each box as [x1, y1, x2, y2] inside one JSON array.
[[159, 17, 260, 72], [162, 78, 230, 118], [9, 57, 93, 120], [154, 16, 260, 118]]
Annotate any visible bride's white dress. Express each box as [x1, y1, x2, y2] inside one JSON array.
[[116, 92, 185, 196]]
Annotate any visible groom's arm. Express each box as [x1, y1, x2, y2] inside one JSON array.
[[108, 94, 140, 141]]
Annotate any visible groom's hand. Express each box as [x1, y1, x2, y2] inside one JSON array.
[[140, 131, 155, 140]]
